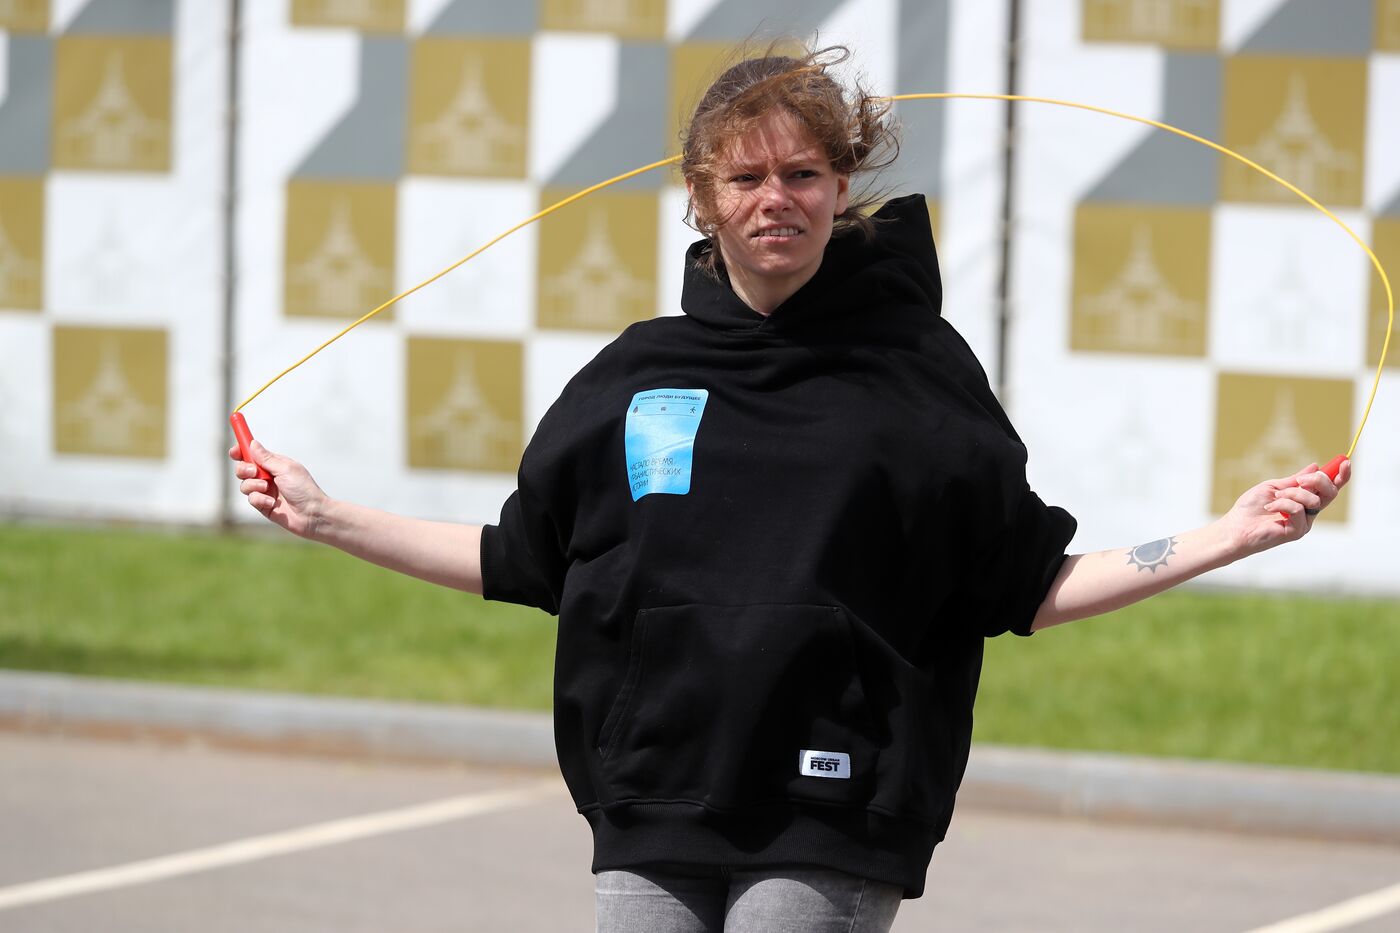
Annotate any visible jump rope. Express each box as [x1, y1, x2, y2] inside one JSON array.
[[231, 93, 1395, 494]]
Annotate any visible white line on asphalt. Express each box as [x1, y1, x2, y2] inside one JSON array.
[[0, 779, 562, 912], [1242, 881, 1400, 933]]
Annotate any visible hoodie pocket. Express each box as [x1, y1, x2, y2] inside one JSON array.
[[596, 603, 879, 810]]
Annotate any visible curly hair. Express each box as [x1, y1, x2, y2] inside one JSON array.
[[680, 43, 900, 275]]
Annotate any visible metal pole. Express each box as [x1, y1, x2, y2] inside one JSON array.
[[218, 0, 243, 530], [994, 0, 1022, 404]]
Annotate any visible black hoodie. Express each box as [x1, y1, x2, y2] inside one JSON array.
[[481, 194, 1076, 897]]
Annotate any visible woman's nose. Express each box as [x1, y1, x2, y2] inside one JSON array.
[[757, 176, 792, 209]]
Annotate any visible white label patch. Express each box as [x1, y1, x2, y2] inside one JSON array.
[[799, 749, 850, 780]]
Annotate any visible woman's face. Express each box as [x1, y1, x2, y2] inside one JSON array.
[[700, 109, 850, 313]]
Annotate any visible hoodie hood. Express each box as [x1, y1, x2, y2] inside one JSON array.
[[680, 193, 944, 332]]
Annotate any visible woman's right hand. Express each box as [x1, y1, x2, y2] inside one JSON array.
[[228, 441, 328, 539]]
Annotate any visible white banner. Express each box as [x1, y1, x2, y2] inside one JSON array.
[[5, 0, 1395, 593], [1010, 0, 1399, 592], [0, 1, 229, 524]]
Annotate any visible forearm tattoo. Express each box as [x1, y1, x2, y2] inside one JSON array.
[[1126, 537, 1177, 572]]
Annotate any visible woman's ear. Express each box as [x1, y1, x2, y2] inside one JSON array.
[[687, 180, 714, 233], [835, 173, 850, 217]]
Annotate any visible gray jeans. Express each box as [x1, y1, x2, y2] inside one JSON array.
[[595, 867, 902, 932]]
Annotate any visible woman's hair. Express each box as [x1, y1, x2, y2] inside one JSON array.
[[680, 43, 899, 274]]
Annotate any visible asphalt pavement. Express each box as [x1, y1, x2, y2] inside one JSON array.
[[4, 671, 1400, 931], [4, 731, 1400, 932], [5, 670, 1400, 845]]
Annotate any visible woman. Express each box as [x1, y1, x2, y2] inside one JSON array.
[[233, 46, 1348, 932]]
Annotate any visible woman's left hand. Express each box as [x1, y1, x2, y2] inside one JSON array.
[[1221, 459, 1352, 556]]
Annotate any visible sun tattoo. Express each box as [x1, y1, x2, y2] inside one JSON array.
[[1126, 537, 1177, 572]]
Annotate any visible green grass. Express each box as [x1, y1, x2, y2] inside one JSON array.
[[0, 522, 556, 710], [3, 523, 1399, 774], [976, 591, 1400, 774]]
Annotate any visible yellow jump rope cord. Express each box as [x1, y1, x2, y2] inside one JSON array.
[[236, 93, 1392, 460]]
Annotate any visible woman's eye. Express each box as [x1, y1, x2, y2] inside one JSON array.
[[730, 173, 757, 183]]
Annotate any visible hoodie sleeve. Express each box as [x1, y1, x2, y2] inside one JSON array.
[[970, 463, 1078, 638], [480, 482, 568, 615], [478, 326, 643, 615], [925, 320, 1078, 637], [479, 390, 582, 616]]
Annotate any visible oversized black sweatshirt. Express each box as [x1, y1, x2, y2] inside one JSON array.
[[481, 194, 1076, 897]]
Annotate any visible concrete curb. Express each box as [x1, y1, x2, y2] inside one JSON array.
[[959, 746, 1400, 844], [4, 670, 1399, 845], [0, 670, 556, 769]]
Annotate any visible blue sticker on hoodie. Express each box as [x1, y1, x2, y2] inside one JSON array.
[[625, 389, 709, 501]]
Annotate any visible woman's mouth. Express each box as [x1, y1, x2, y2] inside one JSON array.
[[753, 226, 802, 241]]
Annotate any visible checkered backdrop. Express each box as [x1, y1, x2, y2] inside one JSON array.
[[1, 0, 1395, 593], [0, 0, 226, 523], [1008, 0, 1400, 591]]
